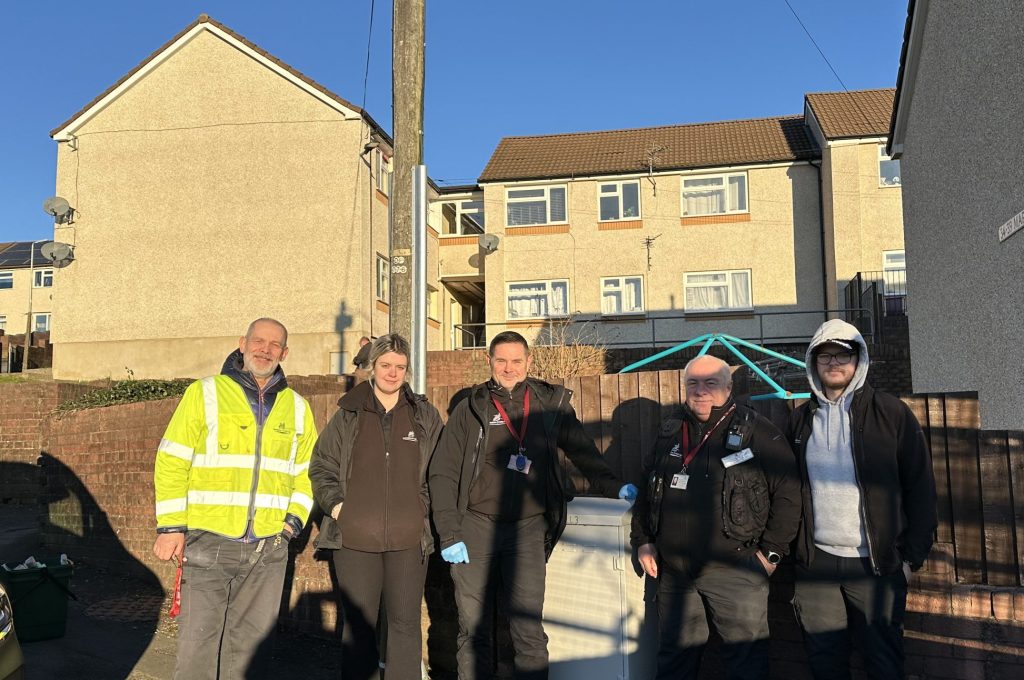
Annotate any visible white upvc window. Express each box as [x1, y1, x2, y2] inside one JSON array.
[[0, 272, 12, 290], [375, 254, 390, 303], [681, 172, 748, 216], [882, 249, 907, 296], [34, 313, 51, 333], [441, 199, 485, 235], [601, 276, 645, 315], [684, 269, 752, 312], [34, 269, 53, 288], [427, 285, 440, 320], [0, 315, 6, 331], [878, 146, 901, 187], [506, 185, 567, 226], [507, 279, 569, 319], [598, 181, 641, 221], [375, 149, 391, 195]]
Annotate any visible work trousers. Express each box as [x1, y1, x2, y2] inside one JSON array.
[[655, 556, 771, 680], [792, 546, 907, 680], [333, 545, 428, 680], [451, 512, 549, 680], [174, 530, 290, 680]]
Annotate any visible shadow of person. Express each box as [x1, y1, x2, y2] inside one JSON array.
[[1, 454, 164, 679]]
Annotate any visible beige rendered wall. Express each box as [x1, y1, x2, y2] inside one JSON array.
[[822, 140, 905, 307], [479, 163, 824, 348], [0, 267, 55, 335], [51, 29, 385, 379]]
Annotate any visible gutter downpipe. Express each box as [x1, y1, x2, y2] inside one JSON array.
[[810, 158, 829, 320]]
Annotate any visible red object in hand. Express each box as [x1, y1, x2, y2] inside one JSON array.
[[169, 557, 183, 618]]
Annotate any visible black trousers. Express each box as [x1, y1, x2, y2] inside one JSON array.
[[451, 512, 549, 680], [333, 545, 427, 680], [655, 556, 771, 680], [792, 546, 907, 680]]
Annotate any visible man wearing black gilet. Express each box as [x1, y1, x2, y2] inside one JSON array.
[[429, 331, 637, 679]]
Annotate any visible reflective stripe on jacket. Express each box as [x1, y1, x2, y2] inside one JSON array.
[[154, 375, 317, 537]]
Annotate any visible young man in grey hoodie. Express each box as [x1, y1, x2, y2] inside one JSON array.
[[787, 319, 936, 680]]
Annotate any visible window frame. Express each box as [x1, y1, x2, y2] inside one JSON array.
[[597, 180, 642, 222], [600, 275, 645, 316], [878, 146, 901, 188], [375, 149, 391, 195], [505, 278, 571, 320], [505, 184, 568, 227], [440, 199, 485, 236], [0, 271, 12, 290], [0, 315, 6, 331], [427, 285, 441, 321], [34, 268, 53, 288], [375, 254, 390, 304], [680, 171, 749, 217], [683, 268, 753, 313], [34, 313, 51, 333]]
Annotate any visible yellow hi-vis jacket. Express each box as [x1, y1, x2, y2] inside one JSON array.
[[154, 375, 316, 537]]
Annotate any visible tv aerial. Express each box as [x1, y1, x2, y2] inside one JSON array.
[[40, 241, 75, 268], [43, 196, 75, 224]]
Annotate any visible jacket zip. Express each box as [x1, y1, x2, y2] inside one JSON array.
[[846, 398, 879, 574], [244, 385, 267, 538]]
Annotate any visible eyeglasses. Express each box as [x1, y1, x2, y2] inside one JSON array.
[[815, 351, 855, 366]]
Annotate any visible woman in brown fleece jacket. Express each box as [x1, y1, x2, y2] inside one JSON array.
[[309, 334, 442, 679]]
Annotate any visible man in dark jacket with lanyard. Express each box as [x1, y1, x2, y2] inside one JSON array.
[[429, 331, 637, 680], [787, 319, 936, 679], [631, 354, 801, 680]]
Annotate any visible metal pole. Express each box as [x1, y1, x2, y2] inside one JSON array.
[[411, 165, 427, 394]]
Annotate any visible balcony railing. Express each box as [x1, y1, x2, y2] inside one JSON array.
[[843, 269, 907, 342]]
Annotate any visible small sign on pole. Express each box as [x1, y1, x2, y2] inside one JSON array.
[[998, 208, 1024, 243]]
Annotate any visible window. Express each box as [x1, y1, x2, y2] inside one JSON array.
[[882, 249, 907, 297], [375, 149, 391, 195], [599, 181, 641, 221], [681, 172, 748, 216], [507, 279, 569, 319], [684, 270, 752, 312], [34, 269, 53, 288], [427, 286, 440, 320], [0, 315, 6, 331], [34, 313, 50, 333], [878, 146, 901, 187], [441, 200, 485, 235], [601, 276, 644, 315], [0, 272, 11, 290], [375, 254, 390, 303], [506, 185, 567, 226]]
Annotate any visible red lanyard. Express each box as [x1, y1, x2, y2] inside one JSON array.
[[681, 405, 735, 469], [491, 389, 530, 453]]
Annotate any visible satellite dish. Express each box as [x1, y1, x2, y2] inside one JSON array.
[[43, 196, 74, 224], [479, 234, 499, 254], [40, 241, 75, 268]]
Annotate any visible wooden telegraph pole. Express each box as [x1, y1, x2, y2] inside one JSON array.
[[390, 0, 426, 343]]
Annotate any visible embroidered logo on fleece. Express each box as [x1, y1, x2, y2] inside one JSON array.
[[489, 414, 505, 426], [668, 443, 681, 458], [402, 430, 418, 442]]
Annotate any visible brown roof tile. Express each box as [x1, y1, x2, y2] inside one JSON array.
[[478, 115, 817, 183], [805, 88, 896, 140], [50, 14, 391, 143]]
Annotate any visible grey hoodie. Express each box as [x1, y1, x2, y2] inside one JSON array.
[[804, 319, 871, 558]]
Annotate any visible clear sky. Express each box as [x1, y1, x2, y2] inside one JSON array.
[[0, 1, 908, 243]]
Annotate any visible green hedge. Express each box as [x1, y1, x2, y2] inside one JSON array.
[[56, 379, 192, 414]]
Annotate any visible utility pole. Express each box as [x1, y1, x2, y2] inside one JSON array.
[[390, 0, 426, 343]]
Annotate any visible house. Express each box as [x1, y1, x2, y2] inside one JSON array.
[[0, 241, 55, 371], [435, 88, 906, 351], [48, 14, 448, 380], [889, 0, 1024, 430]]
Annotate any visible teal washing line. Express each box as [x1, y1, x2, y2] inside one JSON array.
[[618, 332, 810, 401]]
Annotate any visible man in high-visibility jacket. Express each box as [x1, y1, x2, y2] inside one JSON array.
[[152, 318, 316, 680]]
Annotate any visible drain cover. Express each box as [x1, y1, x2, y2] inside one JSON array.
[[85, 595, 166, 622]]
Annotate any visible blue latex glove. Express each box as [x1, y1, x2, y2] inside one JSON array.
[[618, 483, 639, 503], [441, 541, 470, 564]]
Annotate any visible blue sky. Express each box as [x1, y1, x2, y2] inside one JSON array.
[[0, 1, 907, 243]]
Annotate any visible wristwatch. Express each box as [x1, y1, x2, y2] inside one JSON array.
[[761, 549, 782, 565]]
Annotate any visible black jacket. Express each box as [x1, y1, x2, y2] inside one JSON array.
[[308, 380, 443, 556], [631, 401, 801, 572], [787, 384, 937, 574], [428, 377, 624, 559]]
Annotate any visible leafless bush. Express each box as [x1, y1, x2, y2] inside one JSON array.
[[529, 317, 607, 381]]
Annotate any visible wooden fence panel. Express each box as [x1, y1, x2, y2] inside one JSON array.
[[979, 430, 1017, 586], [1008, 431, 1024, 587], [925, 394, 955, 544], [945, 394, 985, 583], [613, 372, 643, 485]]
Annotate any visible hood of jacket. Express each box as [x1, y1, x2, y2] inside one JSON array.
[[221, 349, 287, 395], [805, 319, 869, 404]]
